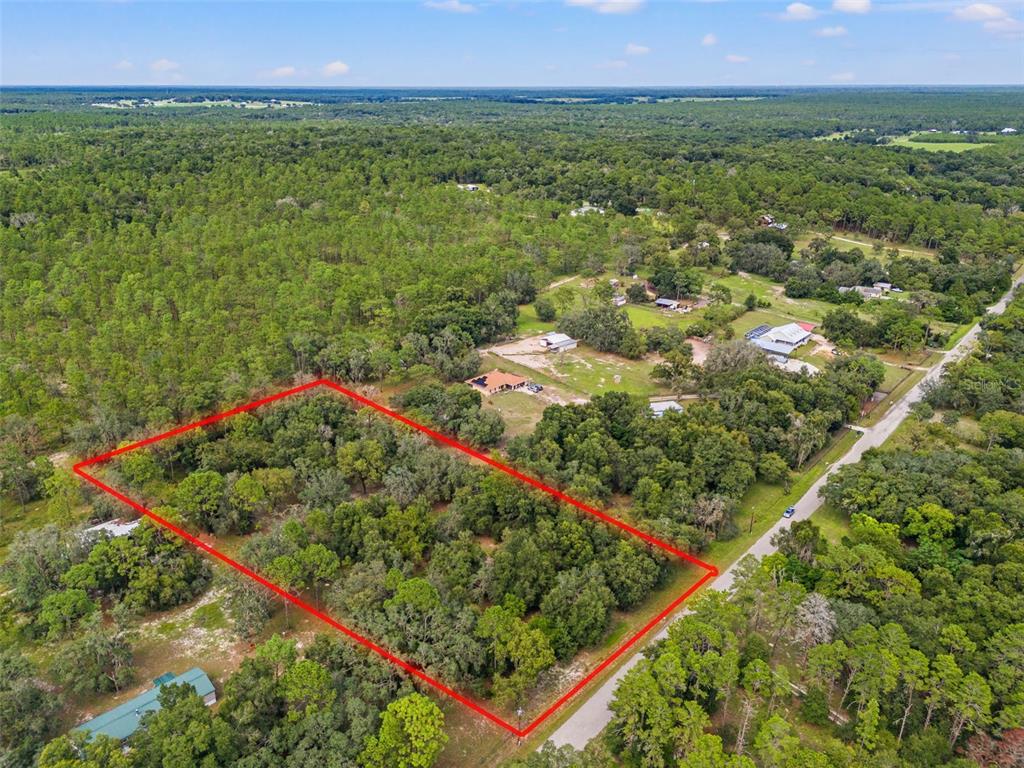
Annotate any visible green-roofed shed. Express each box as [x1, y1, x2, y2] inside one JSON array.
[[73, 667, 216, 742]]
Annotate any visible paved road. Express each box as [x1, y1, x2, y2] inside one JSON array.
[[547, 274, 1023, 750]]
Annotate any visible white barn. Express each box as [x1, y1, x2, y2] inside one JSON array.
[[539, 332, 578, 353]]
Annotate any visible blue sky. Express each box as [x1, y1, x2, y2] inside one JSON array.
[[2, 1, 1022, 87]]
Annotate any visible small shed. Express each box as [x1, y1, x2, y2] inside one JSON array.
[[80, 518, 141, 542], [650, 400, 684, 417]]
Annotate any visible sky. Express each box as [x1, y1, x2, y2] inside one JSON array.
[[2, 1, 1022, 87]]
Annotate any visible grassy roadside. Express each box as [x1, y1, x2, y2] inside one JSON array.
[[495, 427, 864, 762], [858, 367, 927, 428]]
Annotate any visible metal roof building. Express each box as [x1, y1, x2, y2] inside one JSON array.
[[74, 668, 216, 743], [539, 332, 578, 352], [650, 400, 684, 417], [751, 337, 797, 356], [760, 322, 812, 347], [81, 519, 141, 540]]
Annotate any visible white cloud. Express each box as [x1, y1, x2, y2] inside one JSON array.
[[952, 3, 1005, 21], [150, 58, 180, 73], [802, 58, 817, 65], [702, 32, 718, 46], [952, 3, 1023, 37], [833, 0, 871, 12], [270, 66, 297, 78], [596, 58, 629, 69], [322, 60, 351, 77], [983, 16, 1024, 34], [830, 71, 856, 81], [944, 52, 962, 60], [625, 42, 651, 55], [113, 59, 134, 71], [781, 2, 820, 20], [816, 24, 848, 35], [424, 0, 477, 12], [725, 53, 750, 63], [567, 0, 646, 14]]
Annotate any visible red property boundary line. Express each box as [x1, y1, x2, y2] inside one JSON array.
[[73, 378, 718, 738]]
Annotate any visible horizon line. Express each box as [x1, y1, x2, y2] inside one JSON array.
[[4, 82, 1024, 90]]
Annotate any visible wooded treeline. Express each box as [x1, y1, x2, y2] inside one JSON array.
[[3, 92, 1023, 452]]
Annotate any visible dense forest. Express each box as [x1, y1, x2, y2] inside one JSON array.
[[2, 88, 1024, 768], [3, 89, 1024, 450]]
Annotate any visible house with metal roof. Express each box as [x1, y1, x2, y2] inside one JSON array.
[[759, 322, 812, 348], [751, 337, 798, 357], [654, 298, 680, 310], [74, 668, 216, 743]]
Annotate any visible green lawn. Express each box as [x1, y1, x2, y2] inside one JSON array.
[[811, 504, 851, 545], [879, 363, 911, 393], [515, 303, 556, 335], [624, 303, 684, 329]]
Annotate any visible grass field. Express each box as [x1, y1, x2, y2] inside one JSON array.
[[708, 270, 835, 324], [890, 133, 992, 153], [480, 390, 551, 438], [484, 339, 669, 399], [548, 351, 667, 398], [793, 230, 937, 262], [623, 303, 684, 328]]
